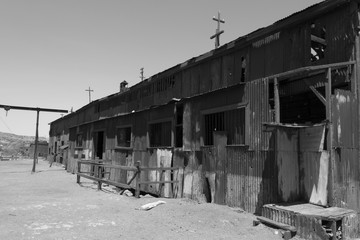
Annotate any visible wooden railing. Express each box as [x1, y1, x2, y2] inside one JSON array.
[[76, 160, 180, 198]]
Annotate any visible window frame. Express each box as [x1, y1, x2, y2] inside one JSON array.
[[75, 132, 83, 149], [147, 118, 173, 149], [201, 103, 248, 147], [115, 125, 133, 150]]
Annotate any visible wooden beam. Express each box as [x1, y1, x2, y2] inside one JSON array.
[[309, 86, 327, 106], [256, 216, 297, 233], [0, 104, 68, 113], [304, 79, 327, 106], [267, 61, 355, 81], [138, 181, 179, 184], [311, 35, 327, 45]]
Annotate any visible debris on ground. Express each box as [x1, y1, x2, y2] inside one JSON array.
[[122, 190, 133, 197], [137, 201, 166, 211]]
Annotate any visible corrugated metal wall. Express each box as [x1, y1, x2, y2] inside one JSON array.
[[226, 147, 278, 214], [246, 78, 272, 151], [332, 89, 360, 212]]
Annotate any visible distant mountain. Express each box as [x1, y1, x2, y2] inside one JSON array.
[[0, 132, 47, 156]]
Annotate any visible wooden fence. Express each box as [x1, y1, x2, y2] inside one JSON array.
[[76, 160, 181, 198]]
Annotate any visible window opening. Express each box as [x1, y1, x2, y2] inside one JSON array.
[[175, 105, 183, 148], [280, 88, 326, 124], [204, 108, 245, 146], [116, 127, 132, 148], [310, 23, 326, 62], [149, 121, 172, 147], [76, 134, 83, 148], [268, 82, 275, 122], [94, 131, 104, 160], [241, 57, 246, 82]]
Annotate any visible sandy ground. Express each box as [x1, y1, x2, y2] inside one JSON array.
[[0, 159, 289, 240]]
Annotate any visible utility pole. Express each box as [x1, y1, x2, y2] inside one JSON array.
[[140, 68, 145, 81], [0, 104, 68, 173], [210, 11, 225, 49], [85, 87, 93, 103]]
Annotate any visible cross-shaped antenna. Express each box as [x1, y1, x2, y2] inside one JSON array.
[[210, 11, 225, 49], [85, 87, 94, 103]]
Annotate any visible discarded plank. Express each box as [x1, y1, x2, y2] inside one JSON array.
[[137, 201, 166, 211], [256, 216, 297, 233]]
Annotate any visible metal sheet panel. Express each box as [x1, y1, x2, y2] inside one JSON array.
[[300, 151, 329, 206], [210, 58, 221, 91], [246, 79, 272, 151], [226, 147, 278, 214], [333, 90, 358, 149], [333, 148, 360, 211], [276, 128, 299, 202]]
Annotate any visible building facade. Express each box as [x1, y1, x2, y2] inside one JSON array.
[[49, 0, 360, 218]]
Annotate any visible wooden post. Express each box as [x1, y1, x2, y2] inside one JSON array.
[[97, 163, 102, 190], [135, 161, 141, 198], [0, 104, 67, 173], [31, 110, 40, 173], [76, 161, 81, 183], [326, 67, 334, 206]]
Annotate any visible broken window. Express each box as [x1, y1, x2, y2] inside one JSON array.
[[310, 23, 326, 62], [280, 85, 326, 124], [149, 121, 172, 147], [175, 105, 183, 148], [204, 108, 245, 146], [116, 126, 132, 148], [241, 57, 246, 82]]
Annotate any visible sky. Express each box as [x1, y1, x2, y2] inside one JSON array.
[[0, 0, 323, 138]]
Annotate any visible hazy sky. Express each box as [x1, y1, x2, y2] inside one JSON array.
[[0, 0, 323, 138]]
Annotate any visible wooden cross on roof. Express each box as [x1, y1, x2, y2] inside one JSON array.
[[85, 87, 93, 103], [210, 11, 225, 49]]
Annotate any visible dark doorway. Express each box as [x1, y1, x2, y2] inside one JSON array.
[[94, 131, 104, 160]]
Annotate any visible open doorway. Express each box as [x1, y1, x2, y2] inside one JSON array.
[[93, 131, 105, 160]]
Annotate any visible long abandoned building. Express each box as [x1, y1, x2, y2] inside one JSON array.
[[49, 0, 360, 238]]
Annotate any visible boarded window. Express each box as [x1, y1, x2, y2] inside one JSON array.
[[76, 134, 83, 148], [116, 127, 132, 148], [149, 121, 172, 147], [204, 108, 245, 146], [310, 23, 326, 62]]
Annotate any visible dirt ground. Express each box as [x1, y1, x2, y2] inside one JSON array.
[[0, 159, 293, 240]]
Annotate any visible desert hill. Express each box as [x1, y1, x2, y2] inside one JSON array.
[[0, 132, 47, 156]]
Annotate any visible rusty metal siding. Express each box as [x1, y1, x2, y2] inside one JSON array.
[[199, 61, 211, 93], [264, 35, 284, 76], [283, 26, 306, 70], [190, 65, 200, 96], [246, 79, 272, 151], [323, 4, 356, 64], [226, 148, 278, 214], [333, 148, 360, 211], [181, 68, 192, 98], [210, 57, 222, 91], [249, 44, 265, 80], [222, 53, 234, 87], [331, 89, 360, 211], [333, 90, 358, 149]]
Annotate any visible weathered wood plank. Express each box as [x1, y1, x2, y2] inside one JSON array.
[[256, 216, 297, 233], [139, 181, 179, 184]]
